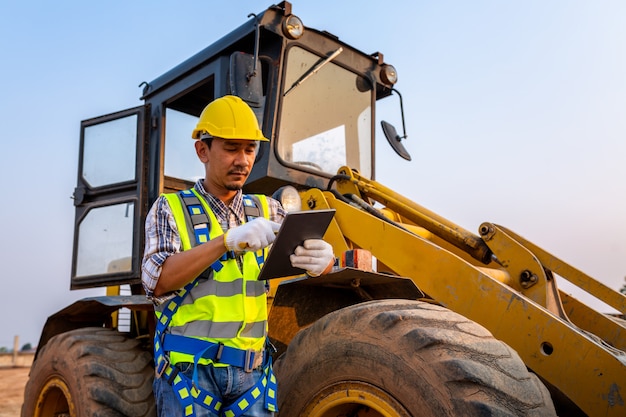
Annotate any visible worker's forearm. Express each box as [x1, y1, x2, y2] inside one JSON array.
[[154, 236, 227, 297]]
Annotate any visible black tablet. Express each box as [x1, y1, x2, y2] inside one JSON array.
[[257, 209, 336, 280]]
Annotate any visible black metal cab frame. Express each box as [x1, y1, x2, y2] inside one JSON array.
[[70, 1, 397, 291]]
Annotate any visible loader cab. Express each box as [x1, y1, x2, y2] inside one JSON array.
[[70, 1, 399, 290]]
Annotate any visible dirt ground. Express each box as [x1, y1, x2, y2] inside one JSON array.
[[0, 367, 29, 417]]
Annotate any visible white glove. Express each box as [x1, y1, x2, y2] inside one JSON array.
[[224, 218, 281, 252], [290, 239, 334, 277]]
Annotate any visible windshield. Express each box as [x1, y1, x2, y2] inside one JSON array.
[[278, 46, 372, 178]]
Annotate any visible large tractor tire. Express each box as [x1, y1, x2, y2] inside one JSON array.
[[22, 327, 155, 417], [274, 300, 556, 417]]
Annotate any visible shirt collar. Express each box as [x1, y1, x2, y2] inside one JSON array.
[[193, 179, 245, 223]]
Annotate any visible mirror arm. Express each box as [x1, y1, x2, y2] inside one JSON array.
[[247, 13, 261, 80], [391, 88, 408, 140]]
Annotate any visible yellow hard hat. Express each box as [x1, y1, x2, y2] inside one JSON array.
[[191, 95, 269, 141]]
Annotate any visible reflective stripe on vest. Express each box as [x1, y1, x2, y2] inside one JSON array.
[[157, 189, 270, 366]]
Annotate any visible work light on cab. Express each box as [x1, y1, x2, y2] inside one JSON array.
[[272, 185, 302, 212], [380, 64, 397, 85], [283, 14, 304, 39]]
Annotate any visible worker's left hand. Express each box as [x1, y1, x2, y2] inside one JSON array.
[[290, 239, 334, 277]]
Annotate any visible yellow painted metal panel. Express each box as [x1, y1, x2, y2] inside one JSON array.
[[321, 192, 625, 417]]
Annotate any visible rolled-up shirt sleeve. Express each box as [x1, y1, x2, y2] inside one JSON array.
[[267, 197, 287, 223], [142, 196, 181, 302]]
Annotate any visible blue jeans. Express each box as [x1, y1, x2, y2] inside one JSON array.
[[154, 362, 274, 417]]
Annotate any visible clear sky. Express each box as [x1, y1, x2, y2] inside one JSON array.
[[0, 0, 624, 349]]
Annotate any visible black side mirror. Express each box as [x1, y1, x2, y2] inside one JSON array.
[[381, 88, 411, 161], [381, 120, 411, 161]]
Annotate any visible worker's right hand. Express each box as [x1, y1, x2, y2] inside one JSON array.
[[224, 218, 281, 252]]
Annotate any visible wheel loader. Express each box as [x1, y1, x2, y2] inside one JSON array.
[[22, 2, 625, 416]]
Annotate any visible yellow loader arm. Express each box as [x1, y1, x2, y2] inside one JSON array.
[[300, 167, 625, 417]]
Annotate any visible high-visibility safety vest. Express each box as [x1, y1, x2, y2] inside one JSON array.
[[157, 188, 270, 365], [153, 188, 278, 417]]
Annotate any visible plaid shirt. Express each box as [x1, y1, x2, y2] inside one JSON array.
[[141, 179, 286, 303]]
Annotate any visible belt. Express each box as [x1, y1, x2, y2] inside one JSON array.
[[162, 334, 265, 372]]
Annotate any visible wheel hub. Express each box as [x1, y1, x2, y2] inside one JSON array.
[[34, 377, 74, 417], [301, 381, 410, 417]]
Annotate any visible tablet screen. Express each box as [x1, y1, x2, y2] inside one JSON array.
[[257, 209, 335, 280]]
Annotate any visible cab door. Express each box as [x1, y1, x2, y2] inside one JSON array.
[[71, 106, 147, 289]]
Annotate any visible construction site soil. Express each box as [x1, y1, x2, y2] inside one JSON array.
[[0, 367, 29, 417]]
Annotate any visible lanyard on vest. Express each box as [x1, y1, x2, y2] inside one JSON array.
[[153, 189, 278, 417]]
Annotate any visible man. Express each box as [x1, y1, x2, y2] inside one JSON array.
[[142, 95, 335, 417]]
